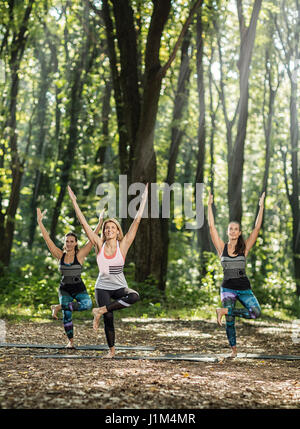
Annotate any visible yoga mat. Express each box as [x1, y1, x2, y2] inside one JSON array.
[[32, 352, 300, 362], [0, 342, 156, 351]]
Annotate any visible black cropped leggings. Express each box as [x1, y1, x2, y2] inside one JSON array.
[[95, 287, 140, 348]]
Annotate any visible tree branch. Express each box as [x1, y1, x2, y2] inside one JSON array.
[[158, 0, 202, 79]]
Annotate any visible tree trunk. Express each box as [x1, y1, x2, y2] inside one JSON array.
[[101, 0, 202, 286], [50, 7, 98, 239], [133, 0, 202, 285], [50, 66, 87, 239], [228, 0, 262, 223], [290, 78, 300, 295], [101, 0, 130, 176], [216, 1, 262, 223], [160, 29, 192, 290], [85, 78, 112, 195], [0, 0, 34, 269], [250, 45, 279, 278], [130, 1, 172, 285], [28, 42, 57, 248], [208, 43, 219, 201], [111, 0, 141, 170], [274, 0, 300, 295], [195, 8, 214, 274]]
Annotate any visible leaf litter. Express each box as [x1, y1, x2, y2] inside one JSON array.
[[0, 316, 299, 409]]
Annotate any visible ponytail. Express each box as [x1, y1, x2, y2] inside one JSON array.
[[229, 221, 246, 255], [235, 234, 246, 255]]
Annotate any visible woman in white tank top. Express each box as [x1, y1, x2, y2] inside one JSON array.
[[68, 184, 148, 358]]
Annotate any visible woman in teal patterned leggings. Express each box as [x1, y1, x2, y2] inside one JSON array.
[[220, 287, 261, 349], [59, 287, 93, 341], [207, 191, 265, 357], [37, 208, 103, 348]]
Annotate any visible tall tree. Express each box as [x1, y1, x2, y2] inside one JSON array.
[[216, 0, 262, 223], [195, 4, 215, 274], [28, 30, 58, 248], [84, 77, 113, 195], [99, 0, 202, 286], [0, 0, 35, 269], [49, 2, 99, 239], [249, 39, 280, 279], [274, 0, 300, 295], [160, 29, 193, 290]]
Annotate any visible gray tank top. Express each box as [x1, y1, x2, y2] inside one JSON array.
[[59, 253, 82, 285], [221, 244, 250, 290]]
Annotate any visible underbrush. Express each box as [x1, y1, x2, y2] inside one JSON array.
[[0, 249, 299, 323]]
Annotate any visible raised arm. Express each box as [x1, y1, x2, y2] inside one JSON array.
[[76, 210, 105, 263], [68, 186, 103, 253], [120, 183, 148, 257], [245, 192, 265, 256], [207, 191, 224, 257], [37, 208, 63, 260]]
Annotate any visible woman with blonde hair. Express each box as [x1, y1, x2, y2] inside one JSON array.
[[68, 184, 148, 358]]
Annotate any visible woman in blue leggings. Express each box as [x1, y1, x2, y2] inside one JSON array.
[[207, 191, 265, 357], [37, 208, 103, 348]]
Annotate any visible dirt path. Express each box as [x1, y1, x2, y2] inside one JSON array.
[[0, 316, 299, 409]]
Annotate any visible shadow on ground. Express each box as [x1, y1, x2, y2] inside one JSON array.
[[0, 316, 299, 409]]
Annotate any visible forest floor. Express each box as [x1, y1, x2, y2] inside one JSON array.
[[0, 314, 300, 411]]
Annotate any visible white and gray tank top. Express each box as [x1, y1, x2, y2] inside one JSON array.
[[95, 241, 128, 290]]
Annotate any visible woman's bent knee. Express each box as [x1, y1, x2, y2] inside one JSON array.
[[128, 293, 140, 305], [250, 306, 261, 319]]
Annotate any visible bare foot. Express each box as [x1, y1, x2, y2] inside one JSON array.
[[92, 307, 107, 331], [104, 347, 115, 359], [216, 307, 228, 326], [230, 346, 237, 358], [51, 304, 61, 320], [66, 339, 75, 349]]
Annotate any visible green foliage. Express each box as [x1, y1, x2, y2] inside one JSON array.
[[0, 235, 298, 320], [0, 0, 299, 323], [0, 252, 58, 309]]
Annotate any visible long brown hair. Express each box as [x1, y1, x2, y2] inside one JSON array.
[[63, 232, 79, 254], [229, 222, 246, 255]]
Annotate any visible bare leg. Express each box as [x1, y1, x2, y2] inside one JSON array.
[[230, 346, 237, 358], [216, 307, 228, 326], [92, 306, 108, 331], [51, 304, 62, 320]]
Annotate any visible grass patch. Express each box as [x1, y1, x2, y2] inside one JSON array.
[[0, 301, 296, 325]]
